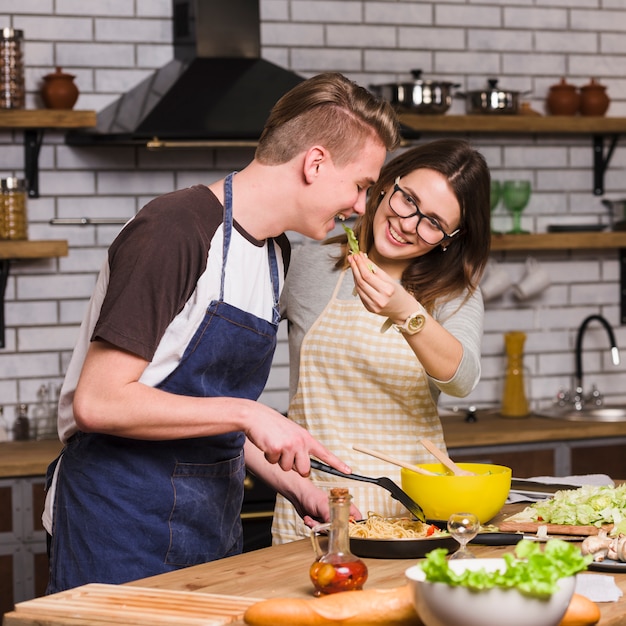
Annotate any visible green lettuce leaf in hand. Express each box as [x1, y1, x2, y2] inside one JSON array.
[[342, 224, 360, 254]]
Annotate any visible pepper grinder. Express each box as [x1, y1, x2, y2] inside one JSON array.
[[500, 331, 530, 418]]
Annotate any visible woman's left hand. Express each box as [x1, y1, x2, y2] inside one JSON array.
[[347, 252, 414, 324]]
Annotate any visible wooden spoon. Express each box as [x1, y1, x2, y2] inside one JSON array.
[[352, 444, 440, 476], [419, 438, 476, 476]]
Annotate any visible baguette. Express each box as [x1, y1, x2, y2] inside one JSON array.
[[243, 585, 422, 626], [558, 593, 601, 626]]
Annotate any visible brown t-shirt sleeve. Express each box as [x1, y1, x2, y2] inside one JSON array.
[[92, 185, 223, 361]]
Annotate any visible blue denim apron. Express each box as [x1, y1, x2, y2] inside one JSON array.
[[46, 173, 281, 592]]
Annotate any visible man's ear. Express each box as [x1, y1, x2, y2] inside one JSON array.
[[303, 145, 328, 183]]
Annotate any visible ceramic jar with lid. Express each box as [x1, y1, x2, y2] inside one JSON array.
[[545, 78, 579, 115], [40, 66, 79, 109], [579, 78, 610, 116]]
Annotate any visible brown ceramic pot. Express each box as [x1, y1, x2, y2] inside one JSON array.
[[580, 78, 610, 116], [545, 78, 579, 115], [40, 66, 79, 109]]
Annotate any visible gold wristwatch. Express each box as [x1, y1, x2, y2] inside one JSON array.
[[393, 305, 426, 335]]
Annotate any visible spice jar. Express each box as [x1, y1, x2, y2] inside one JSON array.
[[580, 78, 610, 117], [0, 28, 25, 109], [40, 66, 79, 110], [545, 78, 579, 116], [1, 177, 28, 240], [309, 488, 368, 595]]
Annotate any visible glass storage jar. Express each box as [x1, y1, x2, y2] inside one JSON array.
[[1, 177, 28, 240], [0, 28, 25, 109]]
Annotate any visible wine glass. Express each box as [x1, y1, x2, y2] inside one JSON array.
[[447, 512, 480, 559], [490, 180, 502, 234], [503, 180, 531, 234]]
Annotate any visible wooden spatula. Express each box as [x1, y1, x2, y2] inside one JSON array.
[[351, 444, 439, 476], [419, 438, 475, 476]]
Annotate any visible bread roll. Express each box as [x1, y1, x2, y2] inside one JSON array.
[[243, 585, 422, 626], [558, 593, 601, 626]]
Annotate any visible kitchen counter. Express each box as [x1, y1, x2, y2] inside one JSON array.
[[0, 439, 62, 478], [5, 505, 626, 625], [2, 411, 626, 481], [441, 410, 626, 448]]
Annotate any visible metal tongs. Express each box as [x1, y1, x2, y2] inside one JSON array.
[[309, 458, 426, 522]]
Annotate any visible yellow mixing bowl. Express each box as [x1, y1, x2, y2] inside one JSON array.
[[401, 463, 512, 524]]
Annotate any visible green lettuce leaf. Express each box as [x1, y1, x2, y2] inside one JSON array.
[[420, 539, 591, 598], [342, 224, 360, 254], [526, 483, 626, 528]]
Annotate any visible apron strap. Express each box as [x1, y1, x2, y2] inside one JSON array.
[[223, 171, 281, 326]]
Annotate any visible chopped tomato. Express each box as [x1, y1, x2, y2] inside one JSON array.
[[426, 524, 438, 536]]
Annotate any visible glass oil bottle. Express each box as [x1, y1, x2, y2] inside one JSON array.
[[309, 487, 368, 595]]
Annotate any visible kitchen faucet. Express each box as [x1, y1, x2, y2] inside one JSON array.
[[571, 314, 621, 410]]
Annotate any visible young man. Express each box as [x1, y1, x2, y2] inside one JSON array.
[[44, 72, 400, 592]]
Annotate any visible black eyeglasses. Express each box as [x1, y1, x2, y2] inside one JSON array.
[[388, 176, 460, 245]]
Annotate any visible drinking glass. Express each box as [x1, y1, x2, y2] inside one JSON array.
[[503, 180, 531, 234], [490, 180, 502, 234], [447, 512, 479, 559]]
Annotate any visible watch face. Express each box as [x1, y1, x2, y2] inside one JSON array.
[[408, 314, 425, 332]]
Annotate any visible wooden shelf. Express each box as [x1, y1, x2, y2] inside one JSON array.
[[0, 109, 96, 128], [0, 109, 96, 198], [490, 231, 626, 251], [0, 239, 68, 260], [0, 240, 69, 348], [398, 114, 625, 196], [490, 230, 626, 326], [398, 113, 626, 134]]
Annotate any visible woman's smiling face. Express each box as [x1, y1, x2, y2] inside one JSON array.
[[369, 167, 461, 274]]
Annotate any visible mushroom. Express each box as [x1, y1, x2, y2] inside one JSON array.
[[581, 530, 613, 561], [608, 534, 626, 562]]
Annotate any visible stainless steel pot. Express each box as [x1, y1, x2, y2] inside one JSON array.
[[369, 69, 459, 115], [457, 79, 529, 115]]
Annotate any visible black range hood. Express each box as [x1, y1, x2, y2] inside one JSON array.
[[66, 0, 305, 147]]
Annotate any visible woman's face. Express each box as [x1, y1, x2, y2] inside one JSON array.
[[369, 167, 461, 274]]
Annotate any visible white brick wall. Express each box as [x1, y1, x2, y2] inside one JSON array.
[[1, 1, 626, 432]]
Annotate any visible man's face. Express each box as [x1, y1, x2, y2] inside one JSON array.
[[298, 136, 387, 241]]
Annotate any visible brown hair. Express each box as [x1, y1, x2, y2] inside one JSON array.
[[255, 72, 400, 165], [329, 139, 491, 311]]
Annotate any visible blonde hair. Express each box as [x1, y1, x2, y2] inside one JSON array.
[[256, 72, 400, 166]]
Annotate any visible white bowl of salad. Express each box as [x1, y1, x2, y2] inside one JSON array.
[[405, 540, 590, 626]]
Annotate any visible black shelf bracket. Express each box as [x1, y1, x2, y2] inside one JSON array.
[[0, 260, 11, 348], [23, 128, 44, 199], [593, 133, 619, 196], [619, 248, 626, 325]]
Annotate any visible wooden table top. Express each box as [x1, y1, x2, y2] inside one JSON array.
[[5, 506, 626, 625], [129, 539, 626, 625]]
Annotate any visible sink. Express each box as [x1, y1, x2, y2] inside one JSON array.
[[535, 405, 626, 422]]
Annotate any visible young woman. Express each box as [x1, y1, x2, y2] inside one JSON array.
[[273, 139, 491, 543]]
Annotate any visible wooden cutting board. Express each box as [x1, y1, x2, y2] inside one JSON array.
[[9, 583, 262, 626], [499, 518, 613, 536]]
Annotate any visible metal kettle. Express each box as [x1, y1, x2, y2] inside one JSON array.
[[601, 199, 626, 230]]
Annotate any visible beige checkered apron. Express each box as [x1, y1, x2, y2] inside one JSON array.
[[272, 270, 445, 544]]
